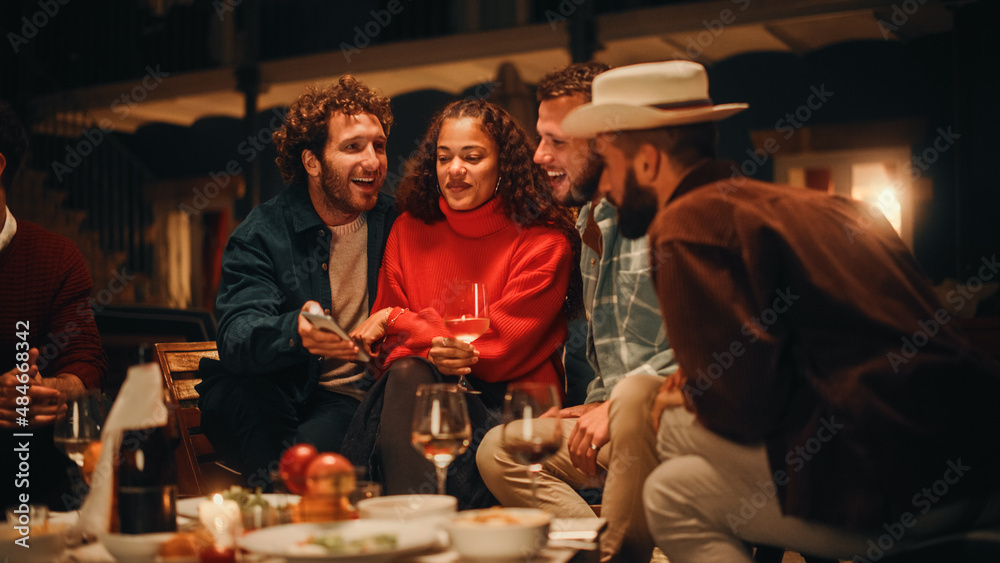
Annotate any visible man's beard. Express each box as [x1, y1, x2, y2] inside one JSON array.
[[559, 156, 603, 208], [319, 161, 378, 217], [618, 168, 659, 239]]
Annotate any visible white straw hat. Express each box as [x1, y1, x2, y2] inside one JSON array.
[[561, 61, 748, 137]]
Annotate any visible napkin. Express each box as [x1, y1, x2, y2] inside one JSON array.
[[75, 363, 169, 538]]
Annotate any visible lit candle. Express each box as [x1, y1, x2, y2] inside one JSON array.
[[199, 494, 241, 548], [431, 399, 441, 435], [253, 504, 263, 529], [522, 405, 533, 440]]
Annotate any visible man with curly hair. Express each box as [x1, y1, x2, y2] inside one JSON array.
[[477, 62, 677, 563], [197, 76, 399, 488]]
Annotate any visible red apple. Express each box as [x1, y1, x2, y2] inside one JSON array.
[[279, 443, 318, 494], [304, 452, 356, 495]]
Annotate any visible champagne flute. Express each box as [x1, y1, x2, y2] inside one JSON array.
[[501, 382, 562, 508], [410, 384, 471, 495], [53, 390, 104, 486], [443, 280, 489, 394]]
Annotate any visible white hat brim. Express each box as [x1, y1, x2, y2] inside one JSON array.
[[562, 102, 748, 138]]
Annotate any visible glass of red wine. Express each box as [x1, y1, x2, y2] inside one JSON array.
[[411, 383, 472, 495], [500, 382, 562, 508], [442, 280, 489, 394]]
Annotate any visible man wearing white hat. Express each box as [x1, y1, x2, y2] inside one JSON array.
[[562, 61, 1000, 562], [477, 61, 676, 563]]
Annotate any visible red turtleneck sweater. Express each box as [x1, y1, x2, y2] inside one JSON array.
[[375, 197, 572, 392]]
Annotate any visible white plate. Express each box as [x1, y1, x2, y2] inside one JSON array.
[[241, 519, 439, 562], [176, 493, 300, 518], [99, 531, 175, 563]]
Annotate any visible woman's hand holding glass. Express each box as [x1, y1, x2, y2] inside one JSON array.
[[427, 336, 480, 377], [440, 280, 489, 393]]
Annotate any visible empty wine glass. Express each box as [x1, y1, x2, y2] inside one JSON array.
[[501, 382, 562, 508], [442, 280, 489, 394], [53, 390, 104, 486], [410, 384, 471, 495]]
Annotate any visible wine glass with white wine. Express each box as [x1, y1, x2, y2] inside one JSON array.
[[442, 280, 489, 394], [53, 390, 104, 486], [410, 384, 471, 495]]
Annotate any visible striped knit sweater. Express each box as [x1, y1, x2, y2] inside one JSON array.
[[1, 220, 106, 388]]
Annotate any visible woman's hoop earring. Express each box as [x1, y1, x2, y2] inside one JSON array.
[[495, 176, 502, 195]]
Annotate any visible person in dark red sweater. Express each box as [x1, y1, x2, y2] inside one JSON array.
[[1, 100, 108, 512], [344, 99, 581, 508]]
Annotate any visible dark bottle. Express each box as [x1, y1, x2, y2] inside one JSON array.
[[115, 400, 180, 534]]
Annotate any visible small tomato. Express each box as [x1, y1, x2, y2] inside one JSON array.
[[279, 443, 318, 494], [305, 452, 355, 495]]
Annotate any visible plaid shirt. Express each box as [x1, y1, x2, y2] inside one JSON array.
[[579, 199, 677, 403]]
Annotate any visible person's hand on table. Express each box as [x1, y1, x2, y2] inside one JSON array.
[[297, 301, 361, 360], [428, 336, 478, 376], [0, 348, 64, 428], [562, 401, 610, 476], [651, 369, 689, 433]]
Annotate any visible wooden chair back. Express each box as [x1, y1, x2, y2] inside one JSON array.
[[154, 341, 236, 496]]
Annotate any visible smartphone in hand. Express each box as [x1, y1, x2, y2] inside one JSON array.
[[301, 311, 372, 362]]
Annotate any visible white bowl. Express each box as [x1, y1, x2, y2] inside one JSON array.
[[357, 494, 457, 522], [99, 531, 175, 563], [445, 508, 550, 560]]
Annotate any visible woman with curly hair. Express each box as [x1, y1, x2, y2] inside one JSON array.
[[344, 99, 580, 508]]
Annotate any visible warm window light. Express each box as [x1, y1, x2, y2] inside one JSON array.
[[852, 163, 903, 236], [875, 186, 902, 234]]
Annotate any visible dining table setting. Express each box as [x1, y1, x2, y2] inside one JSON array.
[[2, 364, 605, 563], [50, 509, 604, 562]]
